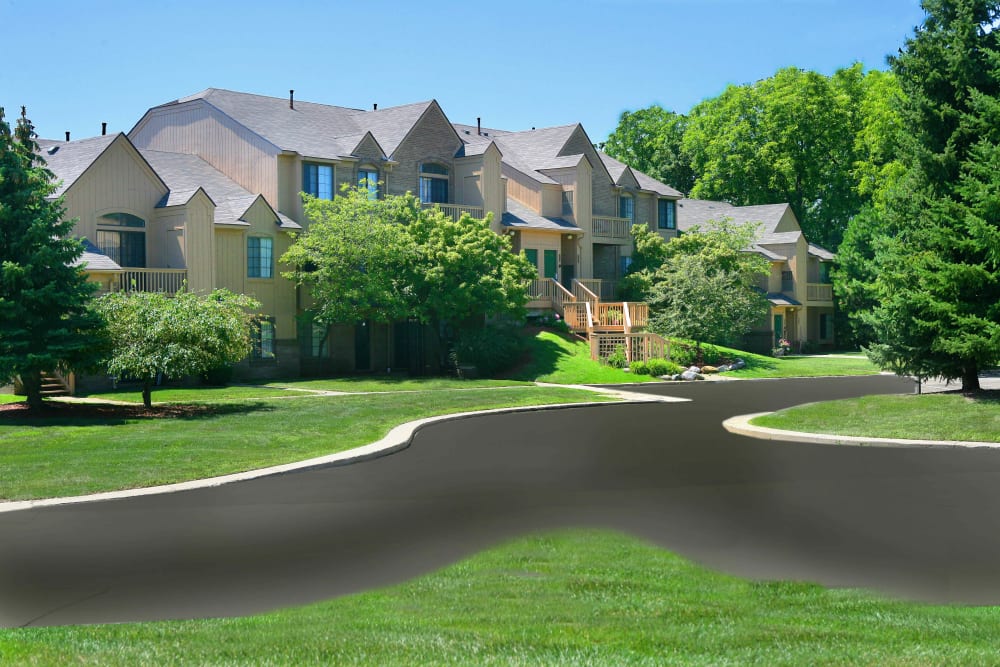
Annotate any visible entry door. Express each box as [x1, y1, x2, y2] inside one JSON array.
[[561, 264, 575, 290], [543, 250, 558, 279], [354, 321, 371, 371], [773, 314, 784, 345]]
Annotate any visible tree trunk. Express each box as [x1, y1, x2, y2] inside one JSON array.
[[21, 371, 44, 411], [962, 363, 981, 394], [142, 378, 153, 409]]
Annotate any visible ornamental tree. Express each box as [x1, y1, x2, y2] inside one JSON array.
[[0, 106, 107, 409], [96, 288, 260, 407]]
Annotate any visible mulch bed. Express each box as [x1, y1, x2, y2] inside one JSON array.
[[0, 400, 211, 420]]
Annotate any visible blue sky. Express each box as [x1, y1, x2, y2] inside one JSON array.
[[2, 0, 926, 143]]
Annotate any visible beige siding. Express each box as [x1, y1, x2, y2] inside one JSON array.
[[774, 207, 800, 233], [503, 165, 542, 210], [541, 185, 562, 217], [454, 156, 484, 206], [240, 199, 298, 340], [150, 209, 186, 270], [387, 103, 463, 199], [481, 144, 504, 230], [214, 228, 245, 294], [560, 127, 617, 217], [183, 190, 216, 293], [62, 137, 167, 253], [575, 159, 593, 279], [277, 154, 302, 223], [520, 231, 563, 282], [130, 100, 281, 203]]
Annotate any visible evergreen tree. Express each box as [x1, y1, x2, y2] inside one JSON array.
[[0, 107, 107, 409], [847, 0, 1000, 392]]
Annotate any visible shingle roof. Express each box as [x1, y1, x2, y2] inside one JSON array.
[[492, 125, 579, 185], [141, 149, 300, 229], [766, 293, 801, 307], [36, 134, 118, 196], [502, 199, 581, 232], [74, 239, 121, 271], [808, 243, 835, 261], [677, 199, 793, 236], [632, 169, 684, 198], [164, 88, 436, 160], [749, 245, 787, 261]]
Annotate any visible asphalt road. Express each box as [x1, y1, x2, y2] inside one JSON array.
[[5, 374, 1000, 628]]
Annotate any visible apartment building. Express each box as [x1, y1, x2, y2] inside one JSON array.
[[41, 87, 833, 378]]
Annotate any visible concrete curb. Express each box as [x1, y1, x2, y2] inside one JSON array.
[[723, 412, 1000, 450], [0, 386, 687, 514]]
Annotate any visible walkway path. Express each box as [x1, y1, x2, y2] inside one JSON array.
[[9, 374, 1000, 627]]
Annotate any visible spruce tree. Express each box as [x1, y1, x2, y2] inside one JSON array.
[[0, 107, 107, 408], [852, 0, 1000, 392]]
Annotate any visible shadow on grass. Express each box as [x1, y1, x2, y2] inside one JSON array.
[[0, 400, 274, 428], [504, 331, 575, 381]]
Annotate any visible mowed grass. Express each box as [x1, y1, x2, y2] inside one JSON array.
[[0, 394, 23, 404], [4, 530, 1000, 666], [695, 344, 881, 379], [0, 386, 609, 501], [266, 377, 535, 392], [507, 331, 658, 384], [752, 392, 1000, 442], [80, 384, 307, 403]]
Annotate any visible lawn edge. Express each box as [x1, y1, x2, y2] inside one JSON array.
[[724, 411, 1000, 449], [0, 389, 683, 514]]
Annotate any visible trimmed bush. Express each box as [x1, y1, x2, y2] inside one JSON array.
[[647, 358, 683, 376], [451, 325, 524, 378], [629, 360, 650, 375], [605, 345, 628, 369]]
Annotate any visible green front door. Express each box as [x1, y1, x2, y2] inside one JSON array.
[[773, 314, 784, 345], [524, 249, 539, 275], [543, 250, 558, 279]]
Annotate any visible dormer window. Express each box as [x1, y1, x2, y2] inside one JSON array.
[[419, 163, 449, 204]]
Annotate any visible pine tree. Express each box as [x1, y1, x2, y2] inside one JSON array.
[[850, 0, 1000, 392], [0, 107, 107, 408]]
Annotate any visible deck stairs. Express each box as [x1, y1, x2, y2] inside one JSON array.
[[39, 371, 72, 397], [527, 277, 671, 363]]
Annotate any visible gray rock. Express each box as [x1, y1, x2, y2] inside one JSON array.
[[731, 359, 746, 370], [717, 364, 731, 372], [687, 365, 701, 373], [681, 370, 704, 381]]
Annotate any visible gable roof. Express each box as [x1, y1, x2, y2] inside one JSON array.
[[154, 88, 445, 161], [74, 239, 122, 272], [677, 199, 793, 236], [37, 134, 153, 197], [501, 199, 581, 232]]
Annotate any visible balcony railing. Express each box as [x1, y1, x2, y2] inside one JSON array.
[[114, 269, 188, 294], [807, 283, 833, 302], [422, 202, 485, 222], [592, 216, 631, 240]]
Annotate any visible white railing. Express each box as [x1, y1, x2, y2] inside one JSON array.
[[422, 202, 485, 221], [115, 269, 188, 294], [807, 283, 833, 301], [592, 216, 631, 239]]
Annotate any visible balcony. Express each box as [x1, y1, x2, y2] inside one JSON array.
[[807, 283, 833, 302], [592, 216, 631, 240], [113, 269, 188, 294], [421, 202, 485, 222]]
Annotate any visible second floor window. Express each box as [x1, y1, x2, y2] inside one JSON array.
[[781, 270, 794, 292], [358, 167, 379, 200], [819, 262, 832, 284], [419, 163, 449, 204], [658, 199, 676, 230], [248, 236, 273, 278], [96, 212, 146, 268], [619, 194, 635, 224], [303, 163, 334, 200]]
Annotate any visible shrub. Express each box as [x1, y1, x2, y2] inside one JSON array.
[[605, 345, 628, 369], [201, 365, 234, 386], [629, 360, 650, 375], [647, 358, 683, 376], [670, 344, 697, 367], [451, 325, 524, 377]]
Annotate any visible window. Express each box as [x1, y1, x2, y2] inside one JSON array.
[[819, 313, 832, 340], [247, 236, 273, 278], [419, 163, 449, 204], [658, 199, 676, 230], [253, 318, 276, 360], [562, 190, 574, 216], [97, 212, 146, 267], [781, 270, 794, 292], [620, 255, 633, 277], [303, 162, 334, 200], [819, 262, 832, 284], [358, 167, 379, 200], [619, 193, 634, 224]]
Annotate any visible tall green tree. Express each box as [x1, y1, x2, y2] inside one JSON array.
[[0, 107, 107, 409], [618, 224, 670, 301], [602, 106, 695, 193], [843, 0, 1000, 392], [96, 288, 260, 408]]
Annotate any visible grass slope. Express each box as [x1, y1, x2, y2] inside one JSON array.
[[0, 386, 608, 501], [3, 530, 998, 665], [679, 343, 880, 379], [752, 393, 1000, 442], [507, 331, 657, 384]]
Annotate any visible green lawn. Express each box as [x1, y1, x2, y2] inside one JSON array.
[[691, 344, 881, 379], [265, 377, 535, 392], [752, 393, 1000, 442], [0, 386, 610, 501], [507, 331, 658, 384], [0, 394, 23, 404], [3, 529, 998, 665], [80, 384, 310, 403]]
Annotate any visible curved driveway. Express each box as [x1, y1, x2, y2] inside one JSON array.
[[4, 374, 1000, 627]]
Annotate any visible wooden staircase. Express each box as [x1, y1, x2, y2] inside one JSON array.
[[39, 371, 72, 397], [530, 277, 671, 364]]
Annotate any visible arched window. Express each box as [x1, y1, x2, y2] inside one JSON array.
[[419, 163, 449, 204], [358, 166, 379, 200], [97, 212, 146, 267]]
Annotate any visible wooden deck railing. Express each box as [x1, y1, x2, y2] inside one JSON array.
[[562, 302, 590, 332], [115, 269, 188, 294], [552, 280, 574, 312], [592, 216, 631, 239], [527, 277, 556, 303], [572, 279, 600, 306], [807, 283, 833, 302], [593, 302, 626, 329], [627, 302, 649, 329], [422, 202, 485, 221], [590, 332, 671, 363]]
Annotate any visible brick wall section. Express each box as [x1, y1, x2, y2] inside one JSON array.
[[388, 104, 464, 199]]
